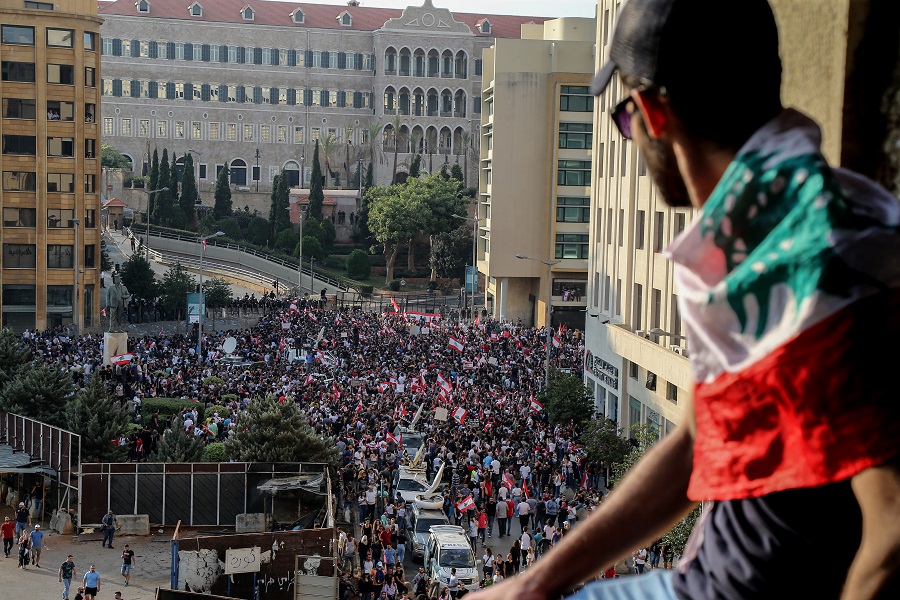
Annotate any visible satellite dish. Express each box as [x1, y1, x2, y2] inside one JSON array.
[[222, 337, 237, 355]]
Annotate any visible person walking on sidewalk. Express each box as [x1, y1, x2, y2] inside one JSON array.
[[29, 524, 45, 567], [1, 516, 15, 557], [15, 501, 30, 537], [120, 544, 136, 586], [17, 529, 30, 569], [82, 565, 101, 600], [101, 509, 118, 548], [59, 554, 77, 600]]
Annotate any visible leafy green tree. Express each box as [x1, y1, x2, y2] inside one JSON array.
[[664, 506, 702, 555], [300, 236, 325, 262], [151, 417, 206, 462], [275, 228, 299, 254], [224, 395, 338, 465], [581, 417, 630, 470], [302, 218, 325, 244], [538, 371, 595, 426], [320, 217, 336, 254], [179, 152, 199, 229], [160, 262, 196, 320], [213, 165, 232, 219], [450, 163, 464, 184], [101, 243, 113, 271], [148, 148, 160, 214], [365, 161, 374, 188], [367, 184, 425, 283], [202, 278, 232, 309], [308, 140, 325, 220], [101, 144, 132, 169], [0, 328, 28, 390], [430, 227, 470, 280], [247, 216, 271, 246], [409, 154, 422, 179], [203, 442, 228, 462], [0, 360, 74, 426], [417, 174, 469, 280], [65, 376, 129, 462], [120, 253, 158, 301], [215, 217, 241, 240], [346, 249, 372, 280]]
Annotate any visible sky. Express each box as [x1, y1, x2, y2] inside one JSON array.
[[303, 0, 597, 18]]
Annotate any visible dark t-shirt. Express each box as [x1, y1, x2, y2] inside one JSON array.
[[60, 560, 75, 579], [15, 508, 28, 523], [672, 481, 861, 599], [122, 549, 135, 565]]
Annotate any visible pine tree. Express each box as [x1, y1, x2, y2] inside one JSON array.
[[65, 376, 129, 462], [308, 140, 325, 221], [148, 148, 160, 215], [0, 360, 74, 426], [269, 171, 282, 239], [180, 152, 198, 228], [408, 154, 422, 179], [151, 417, 206, 462], [365, 161, 374, 188], [213, 165, 233, 219], [224, 395, 338, 465], [274, 172, 291, 233], [168, 151, 181, 219], [154, 148, 172, 224], [0, 328, 28, 390]]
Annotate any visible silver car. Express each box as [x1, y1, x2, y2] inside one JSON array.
[[406, 507, 449, 561]]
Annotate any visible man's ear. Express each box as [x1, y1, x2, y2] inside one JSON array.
[[632, 90, 669, 139]]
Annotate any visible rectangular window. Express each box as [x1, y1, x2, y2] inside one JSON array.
[[557, 160, 591, 186], [243, 124, 254, 141], [2, 207, 36, 227], [618, 208, 625, 247], [47, 245, 74, 269], [47, 208, 75, 228], [102, 38, 113, 55], [606, 208, 613, 246], [85, 139, 96, 159], [227, 45, 238, 63], [174, 121, 185, 139], [636, 210, 646, 250], [121, 118, 132, 136], [84, 32, 96, 51], [47, 173, 75, 193], [209, 122, 219, 140], [629, 397, 642, 431], [2, 25, 35, 45], [121, 78, 132, 97], [227, 85, 237, 103], [175, 43, 185, 60], [138, 119, 150, 137], [559, 122, 593, 149], [560, 85, 594, 112], [175, 83, 184, 99], [3, 134, 37, 156], [2, 98, 36, 119], [2, 172, 37, 191], [675, 212, 686, 235], [156, 120, 167, 137], [209, 85, 219, 101], [84, 173, 96, 193], [310, 127, 320, 142], [139, 40, 149, 57], [633, 283, 643, 331], [2, 61, 36, 82], [2, 244, 36, 268], [138, 80, 150, 98], [653, 211, 665, 253], [555, 233, 590, 259], [47, 137, 74, 157], [556, 197, 590, 223], [102, 78, 113, 95], [226, 123, 236, 141], [277, 126, 287, 143], [191, 121, 202, 140], [621, 140, 628, 175], [84, 244, 96, 268], [260, 125, 271, 143], [260, 86, 271, 104], [46, 28, 74, 48], [474, 58, 482, 76], [293, 126, 304, 144], [198, 164, 207, 179], [47, 64, 75, 85], [85, 103, 95, 122], [84, 209, 96, 228]]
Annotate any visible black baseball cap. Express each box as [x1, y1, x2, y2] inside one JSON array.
[[591, 0, 781, 96]]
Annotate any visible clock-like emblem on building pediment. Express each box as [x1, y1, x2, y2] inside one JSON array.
[[405, 13, 450, 28], [382, 0, 473, 34]]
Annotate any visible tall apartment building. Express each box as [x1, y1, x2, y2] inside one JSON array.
[[478, 17, 596, 329], [1, 0, 102, 333], [582, 0, 899, 439], [96, 0, 549, 195]]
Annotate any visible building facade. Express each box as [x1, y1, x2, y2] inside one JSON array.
[[582, 0, 898, 439], [478, 17, 596, 329], [1, 0, 102, 333], [96, 0, 549, 205]]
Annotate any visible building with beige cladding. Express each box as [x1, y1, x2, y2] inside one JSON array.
[[478, 16, 596, 329], [582, 0, 900, 438], [1, 0, 102, 332]]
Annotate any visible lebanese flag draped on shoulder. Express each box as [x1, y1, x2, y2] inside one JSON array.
[[455, 494, 475, 513], [665, 110, 900, 502], [447, 336, 464, 353]]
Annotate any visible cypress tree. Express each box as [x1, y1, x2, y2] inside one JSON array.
[[148, 148, 160, 215], [274, 171, 291, 233], [213, 165, 233, 219], [154, 149, 172, 224], [179, 153, 198, 228], [308, 140, 324, 221], [65, 376, 130, 463]]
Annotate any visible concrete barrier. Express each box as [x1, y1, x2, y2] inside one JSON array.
[[117, 514, 150, 535], [50, 510, 74, 535], [235, 513, 266, 533]]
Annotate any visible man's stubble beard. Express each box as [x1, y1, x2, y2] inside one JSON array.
[[635, 118, 691, 208]]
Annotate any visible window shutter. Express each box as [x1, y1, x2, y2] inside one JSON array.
[[113, 79, 122, 96], [148, 81, 158, 98], [219, 45, 227, 62], [355, 53, 363, 70], [131, 39, 140, 57], [166, 42, 175, 60], [254, 87, 262, 104], [201, 83, 210, 101], [254, 48, 262, 65], [236, 87, 244, 103], [112, 39, 122, 56], [167, 82, 176, 100], [271, 50, 279, 66], [305, 89, 313, 106], [218, 85, 227, 102], [353, 91, 361, 108], [149, 40, 158, 59], [338, 52, 346, 69], [185, 43, 193, 61], [288, 49, 297, 67], [287, 89, 296, 106], [201, 44, 210, 61], [185, 83, 193, 100], [337, 91, 346, 107], [131, 80, 140, 97], [238, 47, 245, 64], [270, 87, 278, 104], [305, 50, 313, 66]]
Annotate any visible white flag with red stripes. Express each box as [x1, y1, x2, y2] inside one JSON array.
[[452, 407, 467, 423], [437, 374, 453, 393]]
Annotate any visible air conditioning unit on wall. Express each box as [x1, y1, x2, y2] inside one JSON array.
[[670, 345, 688, 357]]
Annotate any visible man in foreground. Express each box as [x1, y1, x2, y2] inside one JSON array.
[[469, 0, 900, 599]]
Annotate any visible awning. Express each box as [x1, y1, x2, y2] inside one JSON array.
[[256, 473, 325, 495]]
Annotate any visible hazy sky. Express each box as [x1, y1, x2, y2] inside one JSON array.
[[306, 0, 597, 18]]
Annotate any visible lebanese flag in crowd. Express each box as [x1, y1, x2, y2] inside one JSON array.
[[530, 397, 543, 412], [306, 311, 318, 322], [289, 301, 300, 314], [501, 472, 515, 489], [378, 381, 396, 394], [496, 395, 508, 407], [391, 296, 401, 313], [448, 336, 464, 353], [355, 401, 364, 413], [437, 373, 453, 393], [452, 407, 467, 423], [386, 431, 401, 446], [304, 373, 315, 386], [552, 334, 561, 348], [331, 383, 341, 398], [437, 389, 451, 405], [455, 494, 476, 513], [278, 338, 286, 351], [522, 480, 531, 499], [580, 471, 589, 489], [110, 353, 133, 366]]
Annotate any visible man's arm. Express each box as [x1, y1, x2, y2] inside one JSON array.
[[842, 460, 900, 599], [470, 424, 697, 600]]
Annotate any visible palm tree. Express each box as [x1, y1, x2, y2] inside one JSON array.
[[363, 120, 385, 183], [321, 133, 340, 188], [390, 110, 406, 184]]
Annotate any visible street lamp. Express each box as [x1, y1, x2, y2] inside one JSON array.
[[72, 218, 81, 334], [255, 147, 261, 192], [515, 253, 561, 389], [143, 187, 169, 261], [287, 205, 306, 293], [198, 231, 225, 364], [453, 213, 480, 320]]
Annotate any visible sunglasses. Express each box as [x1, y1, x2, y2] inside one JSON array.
[[610, 96, 636, 140]]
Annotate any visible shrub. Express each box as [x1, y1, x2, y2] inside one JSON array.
[[202, 376, 225, 387], [203, 442, 229, 462], [325, 255, 346, 270], [388, 279, 401, 291], [222, 394, 238, 403], [346, 249, 372, 280], [216, 218, 242, 240], [205, 404, 229, 417], [142, 398, 205, 425], [275, 228, 299, 254]]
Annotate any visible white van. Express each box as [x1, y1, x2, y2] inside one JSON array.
[[424, 525, 480, 593]]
